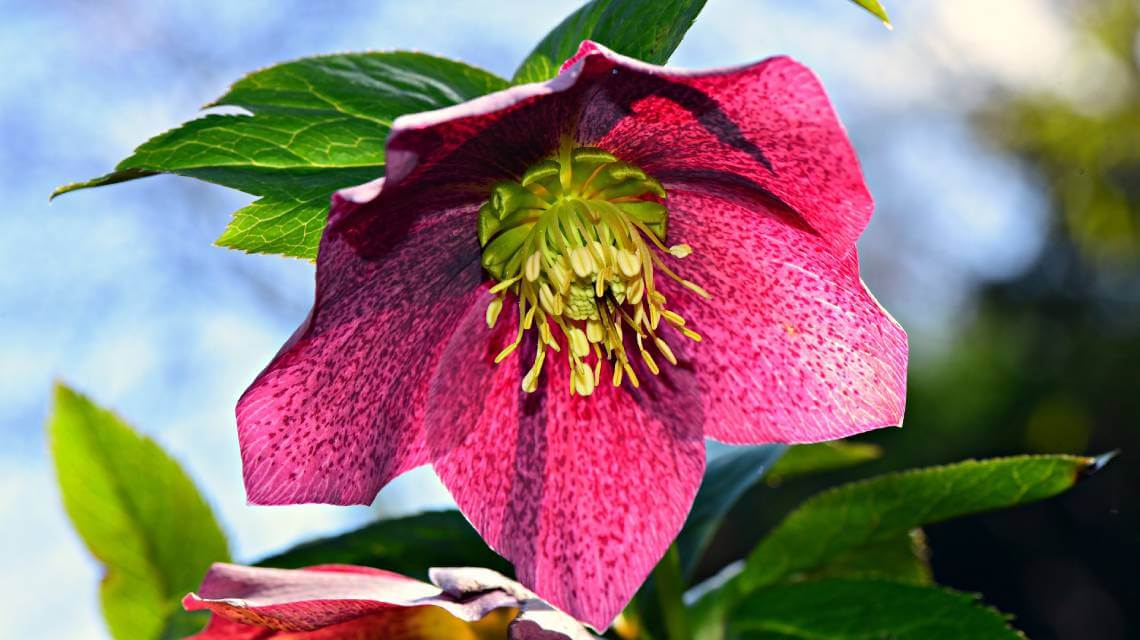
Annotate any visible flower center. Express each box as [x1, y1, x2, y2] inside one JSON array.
[[478, 138, 707, 396]]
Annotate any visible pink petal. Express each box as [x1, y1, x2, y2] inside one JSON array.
[[428, 300, 707, 630], [565, 41, 872, 255], [661, 188, 908, 443], [237, 179, 485, 505], [184, 564, 514, 634]]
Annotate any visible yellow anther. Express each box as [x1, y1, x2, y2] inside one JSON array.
[[489, 275, 521, 295], [681, 327, 703, 342], [569, 246, 595, 278], [573, 363, 596, 396], [522, 348, 546, 392], [640, 349, 660, 375], [586, 319, 604, 343], [623, 360, 641, 388], [476, 140, 707, 395], [617, 249, 641, 278], [538, 283, 560, 316], [626, 278, 645, 305], [495, 340, 519, 363], [486, 296, 504, 328], [524, 251, 543, 282], [550, 261, 572, 293], [539, 320, 555, 347], [568, 327, 590, 358], [655, 337, 677, 366]]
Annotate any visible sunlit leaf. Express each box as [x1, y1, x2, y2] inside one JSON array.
[[54, 53, 508, 259], [740, 454, 1111, 591], [512, 0, 708, 84], [804, 528, 932, 585], [727, 580, 1021, 640], [850, 0, 891, 27], [692, 454, 1112, 639], [256, 510, 510, 581], [47, 384, 230, 640]]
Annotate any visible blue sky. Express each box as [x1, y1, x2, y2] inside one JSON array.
[[0, 0, 1088, 637]]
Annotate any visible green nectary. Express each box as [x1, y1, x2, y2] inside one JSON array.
[[478, 138, 707, 396]]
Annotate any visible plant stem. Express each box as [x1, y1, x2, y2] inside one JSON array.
[[653, 544, 690, 640]]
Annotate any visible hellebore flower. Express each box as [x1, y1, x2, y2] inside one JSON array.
[[183, 563, 594, 639], [238, 41, 908, 628]]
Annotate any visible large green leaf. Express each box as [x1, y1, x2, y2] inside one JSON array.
[[693, 454, 1112, 639], [803, 529, 932, 585], [512, 0, 708, 84], [256, 510, 510, 581], [678, 444, 786, 579], [765, 441, 882, 483], [738, 454, 1111, 592], [47, 384, 230, 640], [726, 580, 1021, 640], [55, 52, 508, 259]]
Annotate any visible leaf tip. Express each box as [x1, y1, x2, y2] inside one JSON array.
[[1080, 450, 1118, 479]]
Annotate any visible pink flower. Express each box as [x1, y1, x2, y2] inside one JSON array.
[[183, 563, 593, 639], [237, 41, 907, 629]]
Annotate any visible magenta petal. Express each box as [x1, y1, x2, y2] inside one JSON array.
[[428, 300, 707, 630], [183, 563, 515, 631], [429, 568, 595, 640], [574, 43, 872, 255], [663, 189, 908, 444], [237, 179, 485, 505]]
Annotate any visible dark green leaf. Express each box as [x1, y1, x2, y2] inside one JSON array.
[[850, 0, 891, 27], [55, 52, 508, 259], [512, 0, 708, 84], [739, 454, 1111, 592], [256, 510, 510, 581], [692, 454, 1112, 639], [47, 384, 230, 640], [678, 445, 786, 579], [765, 441, 881, 483], [804, 528, 932, 585], [727, 580, 1022, 640]]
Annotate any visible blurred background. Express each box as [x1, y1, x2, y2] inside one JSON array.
[[1, 0, 1135, 638]]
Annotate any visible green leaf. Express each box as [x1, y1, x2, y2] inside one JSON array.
[[55, 52, 509, 259], [765, 441, 881, 483], [726, 580, 1022, 640], [256, 510, 510, 581], [850, 0, 891, 27], [47, 384, 230, 640], [158, 610, 210, 640], [678, 445, 786, 579], [739, 454, 1111, 592], [692, 454, 1112, 639], [803, 529, 932, 585], [512, 0, 709, 84]]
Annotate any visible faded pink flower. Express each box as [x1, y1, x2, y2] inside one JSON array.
[[183, 563, 593, 639], [237, 41, 907, 628]]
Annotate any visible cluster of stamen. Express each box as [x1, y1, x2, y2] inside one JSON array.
[[478, 138, 707, 396]]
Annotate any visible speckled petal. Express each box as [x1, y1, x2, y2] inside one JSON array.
[[187, 605, 479, 639], [183, 563, 515, 639], [429, 568, 596, 640], [237, 178, 485, 505], [661, 188, 908, 444], [427, 300, 707, 631], [567, 41, 872, 256]]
